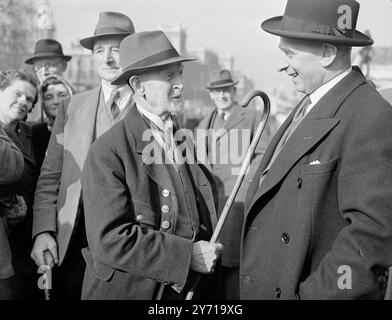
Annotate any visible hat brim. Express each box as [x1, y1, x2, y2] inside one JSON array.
[[261, 16, 374, 47], [25, 52, 72, 65], [80, 32, 132, 50], [111, 56, 197, 86], [206, 81, 239, 90]]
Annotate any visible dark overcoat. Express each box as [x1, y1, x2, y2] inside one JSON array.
[[197, 104, 269, 266], [81, 106, 219, 300], [241, 68, 392, 300]]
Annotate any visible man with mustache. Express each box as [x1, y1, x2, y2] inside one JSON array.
[[241, 0, 392, 299], [30, 11, 135, 300], [197, 69, 269, 299], [80, 31, 223, 299]]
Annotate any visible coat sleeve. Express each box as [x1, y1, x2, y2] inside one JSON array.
[[32, 99, 68, 238], [299, 99, 392, 299], [0, 125, 24, 184], [82, 140, 194, 291]]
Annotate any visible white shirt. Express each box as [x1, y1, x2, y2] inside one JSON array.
[[307, 67, 352, 115], [101, 81, 132, 112]]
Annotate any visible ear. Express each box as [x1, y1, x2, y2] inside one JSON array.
[[320, 43, 338, 67], [128, 75, 144, 95]]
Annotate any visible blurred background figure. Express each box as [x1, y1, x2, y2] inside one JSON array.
[[32, 75, 75, 171], [0, 70, 40, 300], [24, 39, 72, 123]]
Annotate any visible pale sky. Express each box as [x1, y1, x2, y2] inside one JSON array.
[[50, 0, 392, 90]]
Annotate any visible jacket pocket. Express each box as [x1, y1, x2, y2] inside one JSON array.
[[302, 157, 340, 175], [82, 247, 115, 282], [133, 201, 160, 229]]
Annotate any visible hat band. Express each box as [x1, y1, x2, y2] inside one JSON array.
[[281, 16, 354, 38], [94, 26, 132, 36], [126, 49, 179, 69], [210, 79, 235, 87]]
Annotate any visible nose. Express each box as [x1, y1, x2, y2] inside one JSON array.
[[18, 94, 27, 104], [53, 95, 60, 104], [103, 49, 114, 64], [277, 61, 289, 73]]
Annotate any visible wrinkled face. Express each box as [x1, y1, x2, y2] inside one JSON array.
[[33, 57, 67, 83], [0, 80, 37, 124], [278, 37, 324, 94], [93, 36, 123, 84], [140, 63, 185, 117], [43, 83, 69, 119], [209, 86, 236, 111]]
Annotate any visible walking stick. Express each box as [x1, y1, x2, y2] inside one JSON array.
[[185, 90, 271, 300], [43, 250, 52, 300]]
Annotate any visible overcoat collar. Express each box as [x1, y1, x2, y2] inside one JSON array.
[[245, 67, 367, 215]]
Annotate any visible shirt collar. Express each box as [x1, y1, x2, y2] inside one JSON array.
[[101, 81, 131, 103], [309, 67, 352, 107], [136, 104, 170, 132]]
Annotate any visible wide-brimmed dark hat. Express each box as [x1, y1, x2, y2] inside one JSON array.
[[111, 30, 197, 86], [206, 69, 238, 90], [25, 39, 72, 64], [80, 11, 135, 50], [261, 0, 373, 47]]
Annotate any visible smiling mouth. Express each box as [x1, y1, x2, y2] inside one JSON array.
[[14, 105, 26, 114]]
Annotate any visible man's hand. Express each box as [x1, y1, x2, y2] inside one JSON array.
[[190, 241, 223, 274], [31, 232, 59, 268]]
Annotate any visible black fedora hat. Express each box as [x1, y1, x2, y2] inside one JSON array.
[[111, 31, 197, 86], [261, 0, 373, 47], [80, 11, 135, 50], [25, 39, 72, 65], [206, 69, 238, 90]]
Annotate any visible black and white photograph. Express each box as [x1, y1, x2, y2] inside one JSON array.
[[1, 0, 392, 311]]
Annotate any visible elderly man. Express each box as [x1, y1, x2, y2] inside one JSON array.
[[30, 11, 135, 300], [81, 30, 223, 300], [241, 0, 392, 300], [197, 69, 268, 299]]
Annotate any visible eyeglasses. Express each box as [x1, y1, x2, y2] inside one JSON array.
[[34, 61, 63, 72]]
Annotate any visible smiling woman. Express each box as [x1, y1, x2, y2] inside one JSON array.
[[0, 70, 41, 300]]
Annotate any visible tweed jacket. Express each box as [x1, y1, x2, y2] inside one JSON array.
[[241, 68, 392, 300]]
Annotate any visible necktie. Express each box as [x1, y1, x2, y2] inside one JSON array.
[[259, 95, 311, 186], [107, 89, 121, 121]]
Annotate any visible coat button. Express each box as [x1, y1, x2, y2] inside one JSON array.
[[161, 205, 169, 213], [136, 214, 143, 221], [297, 177, 302, 189], [161, 220, 171, 229], [275, 287, 281, 299], [162, 189, 170, 197], [281, 233, 290, 244]]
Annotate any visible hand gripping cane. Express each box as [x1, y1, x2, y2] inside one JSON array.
[[185, 90, 271, 300]]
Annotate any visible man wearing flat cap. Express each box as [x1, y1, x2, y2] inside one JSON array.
[[197, 69, 269, 299], [81, 30, 223, 300], [241, 0, 392, 299], [31, 11, 135, 300]]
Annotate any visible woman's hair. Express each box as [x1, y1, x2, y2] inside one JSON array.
[[0, 70, 38, 104], [39, 74, 76, 101]]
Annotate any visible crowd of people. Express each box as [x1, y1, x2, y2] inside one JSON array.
[[1, 0, 392, 301]]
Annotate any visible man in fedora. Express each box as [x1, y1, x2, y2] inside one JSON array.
[[30, 11, 135, 300], [241, 0, 392, 299], [81, 30, 223, 300], [25, 39, 71, 85], [197, 69, 269, 299], [25, 39, 71, 122]]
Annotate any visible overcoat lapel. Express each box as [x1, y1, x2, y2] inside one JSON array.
[[246, 67, 367, 217]]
